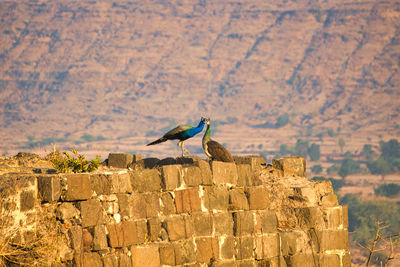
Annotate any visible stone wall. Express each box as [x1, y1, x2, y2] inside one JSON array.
[[0, 155, 350, 267]]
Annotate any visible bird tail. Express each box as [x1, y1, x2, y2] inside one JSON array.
[[147, 137, 167, 146]]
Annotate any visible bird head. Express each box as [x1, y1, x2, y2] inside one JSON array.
[[201, 117, 210, 125]]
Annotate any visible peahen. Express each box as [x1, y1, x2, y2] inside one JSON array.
[[147, 117, 207, 157], [202, 118, 234, 162]]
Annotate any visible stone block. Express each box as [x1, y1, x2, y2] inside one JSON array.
[[313, 229, 349, 251], [195, 159, 213, 185], [321, 254, 340, 266], [102, 201, 118, 215], [119, 253, 132, 267], [272, 156, 306, 177], [143, 193, 161, 218], [210, 260, 236, 267], [313, 180, 334, 196], [256, 210, 278, 233], [37, 175, 61, 202], [164, 215, 186, 241], [107, 221, 145, 247], [195, 237, 219, 263], [204, 186, 229, 211], [142, 157, 161, 169], [294, 207, 324, 230], [211, 161, 238, 185], [56, 202, 80, 222], [148, 217, 162, 241], [20, 190, 36, 211], [69, 226, 83, 252], [229, 188, 249, 210], [262, 233, 280, 258], [90, 173, 132, 195], [74, 252, 102, 267], [160, 192, 176, 215], [130, 169, 161, 192], [173, 239, 196, 264], [246, 186, 270, 210], [182, 165, 203, 187], [213, 212, 234, 235], [159, 243, 175, 265], [321, 192, 339, 207], [131, 244, 160, 267], [175, 188, 201, 213], [220, 236, 235, 260], [102, 254, 119, 267], [118, 193, 143, 219], [293, 186, 318, 206], [342, 251, 351, 267], [79, 198, 104, 227], [192, 212, 213, 236], [108, 153, 134, 168], [233, 155, 266, 171], [64, 174, 93, 201], [236, 236, 254, 260], [285, 254, 316, 267], [322, 206, 348, 229], [236, 164, 253, 186], [82, 229, 93, 252], [160, 164, 181, 190], [237, 259, 257, 267], [93, 225, 108, 251], [233, 211, 255, 236], [280, 230, 311, 255]]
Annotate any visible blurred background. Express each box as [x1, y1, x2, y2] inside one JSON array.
[[1, 1, 400, 265]]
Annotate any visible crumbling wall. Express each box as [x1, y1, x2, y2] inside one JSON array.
[[0, 155, 350, 267]]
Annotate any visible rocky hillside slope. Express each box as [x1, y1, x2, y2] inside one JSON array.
[[1, 1, 399, 158]]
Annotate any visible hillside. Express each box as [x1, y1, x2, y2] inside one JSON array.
[[1, 0, 400, 159]]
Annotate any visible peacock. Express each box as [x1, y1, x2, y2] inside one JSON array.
[[147, 117, 207, 157], [202, 118, 234, 162]]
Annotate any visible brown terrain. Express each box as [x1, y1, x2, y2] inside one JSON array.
[[1, 1, 400, 264]]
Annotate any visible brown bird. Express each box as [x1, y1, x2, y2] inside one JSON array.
[[202, 118, 233, 162]]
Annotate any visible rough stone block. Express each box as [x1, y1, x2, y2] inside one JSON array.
[[175, 188, 201, 213], [92, 225, 108, 251], [314, 229, 349, 251], [313, 180, 334, 197], [236, 164, 253, 186], [130, 169, 161, 192], [160, 192, 176, 215], [74, 252, 102, 267], [285, 254, 316, 267], [204, 186, 229, 211], [159, 243, 175, 265], [69, 226, 83, 252], [183, 166, 203, 187], [233, 155, 266, 171], [64, 173, 93, 201], [195, 237, 219, 263], [173, 239, 196, 264], [213, 212, 234, 236], [246, 186, 270, 210], [280, 230, 311, 255], [272, 156, 306, 177], [118, 193, 143, 219], [20, 190, 36, 211], [229, 188, 249, 210], [164, 215, 186, 241], [321, 192, 339, 207], [220, 236, 235, 260], [321, 254, 340, 266], [256, 210, 278, 233], [195, 159, 213, 185], [108, 153, 134, 168], [192, 212, 213, 236], [294, 186, 319, 206], [211, 161, 238, 185], [342, 251, 351, 267], [102, 254, 119, 267], [295, 207, 324, 230], [56, 202, 80, 222], [107, 221, 145, 247], [160, 164, 181, 190], [37, 175, 61, 202], [262, 233, 280, 258], [82, 229, 93, 252], [236, 236, 254, 260], [79, 198, 104, 227], [90, 173, 132, 195], [131, 244, 159, 267], [322, 206, 348, 229], [119, 253, 132, 267], [210, 260, 236, 267], [233, 211, 254, 236], [143, 193, 161, 218], [148, 217, 162, 241]]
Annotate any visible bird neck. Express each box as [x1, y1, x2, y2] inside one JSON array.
[[203, 124, 211, 144]]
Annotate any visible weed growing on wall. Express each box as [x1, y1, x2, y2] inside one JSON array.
[[49, 149, 100, 173]]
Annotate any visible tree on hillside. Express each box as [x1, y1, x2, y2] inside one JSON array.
[[308, 143, 320, 161], [339, 156, 361, 178], [338, 138, 345, 153], [295, 139, 309, 158]]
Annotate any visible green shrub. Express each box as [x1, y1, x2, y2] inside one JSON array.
[[311, 165, 322, 174], [276, 114, 290, 127], [338, 157, 361, 178], [50, 149, 100, 173], [374, 183, 400, 197], [308, 143, 320, 161]]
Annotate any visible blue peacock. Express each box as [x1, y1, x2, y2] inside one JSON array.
[[147, 117, 207, 157]]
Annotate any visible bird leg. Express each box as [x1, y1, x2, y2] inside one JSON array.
[[177, 141, 185, 157], [181, 142, 192, 157]]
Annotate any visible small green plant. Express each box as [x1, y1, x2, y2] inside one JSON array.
[[50, 149, 100, 173], [374, 184, 400, 197]]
